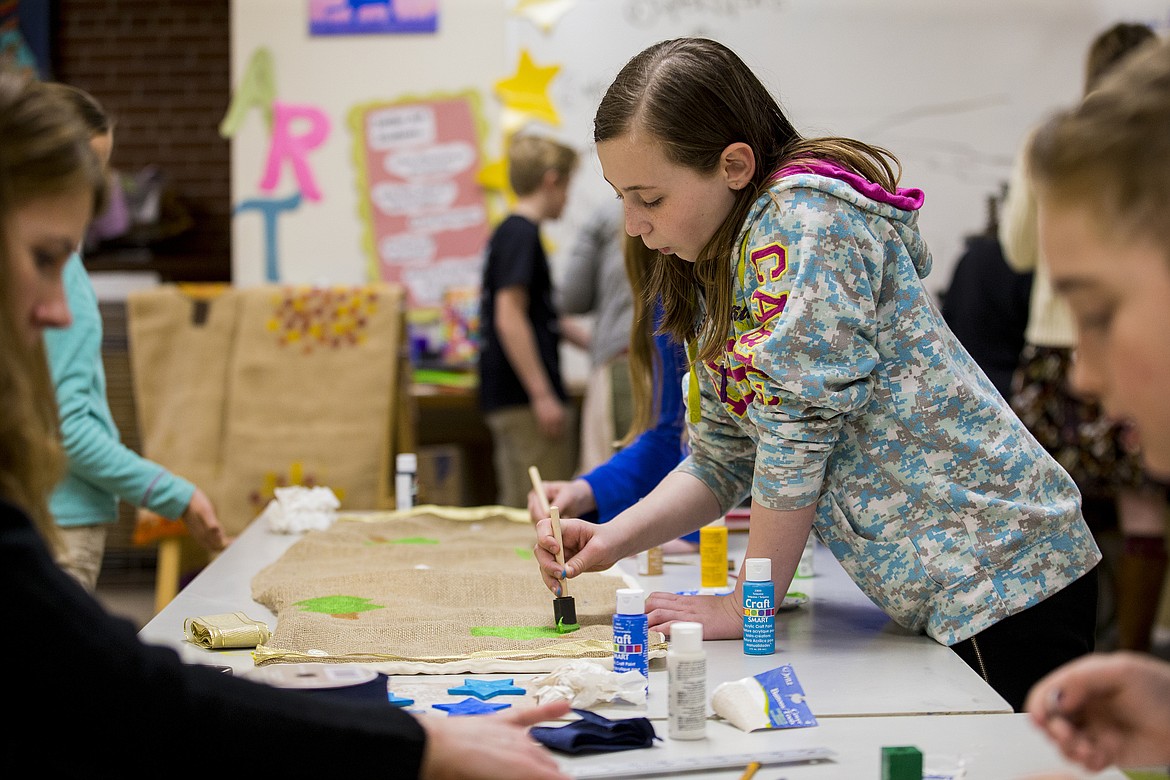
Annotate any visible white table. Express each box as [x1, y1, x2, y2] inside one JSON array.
[[138, 515, 1129, 779], [141, 515, 1008, 718], [556, 714, 1127, 779]]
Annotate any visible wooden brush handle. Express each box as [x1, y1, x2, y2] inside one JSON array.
[[528, 465, 550, 516], [550, 505, 569, 597]]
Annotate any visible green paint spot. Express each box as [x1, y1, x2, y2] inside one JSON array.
[[470, 625, 567, 640], [295, 595, 384, 614], [514, 547, 534, 559], [556, 617, 580, 634], [391, 536, 440, 545]]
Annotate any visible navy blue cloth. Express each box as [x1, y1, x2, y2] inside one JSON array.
[[530, 709, 659, 755]]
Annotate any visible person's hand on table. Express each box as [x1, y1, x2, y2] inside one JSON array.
[[1024, 651, 1170, 772], [419, 699, 572, 779], [527, 479, 597, 524], [182, 487, 233, 552], [534, 515, 620, 595], [646, 591, 743, 639]]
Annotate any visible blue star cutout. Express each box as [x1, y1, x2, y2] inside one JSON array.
[[433, 698, 512, 716], [387, 691, 415, 707], [447, 678, 527, 700]]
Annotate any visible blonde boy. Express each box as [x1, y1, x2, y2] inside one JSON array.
[[478, 134, 580, 507]]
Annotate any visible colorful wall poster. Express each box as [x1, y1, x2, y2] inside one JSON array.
[[309, 0, 438, 36], [351, 92, 490, 309]]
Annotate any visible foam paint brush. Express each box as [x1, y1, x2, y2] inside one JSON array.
[[548, 505, 579, 633], [528, 465, 550, 517]]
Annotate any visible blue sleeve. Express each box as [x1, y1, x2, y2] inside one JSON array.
[[582, 324, 688, 524], [45, 254, 193, 521]]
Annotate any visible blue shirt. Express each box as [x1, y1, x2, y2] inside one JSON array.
[[581, 306, 692, 537], [44, 253, 193, 527]]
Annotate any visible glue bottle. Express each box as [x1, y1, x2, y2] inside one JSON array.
[[699, 516, 728, 592], [613, 588, 649, 684], [667, 621, 707, 740], [742, 557, 776, 655], [395, 452, 418, 510]]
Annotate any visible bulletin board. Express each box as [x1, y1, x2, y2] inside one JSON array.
[[351, 92, 491, 308]]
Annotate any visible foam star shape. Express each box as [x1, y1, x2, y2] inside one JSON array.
[[433, 697, 513, 716], [387, 692, 415, 707], [447, 678, 527, 699], [494, 49, 561, 127]]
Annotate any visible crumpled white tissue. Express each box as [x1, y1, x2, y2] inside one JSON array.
[[258, 486, 340, 533], [530, 660, 648, 708], [711, 676, 771, 732]]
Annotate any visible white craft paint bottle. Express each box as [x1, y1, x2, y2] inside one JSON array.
[[667, 621, 707, 740], [395, 452, 418, 510]]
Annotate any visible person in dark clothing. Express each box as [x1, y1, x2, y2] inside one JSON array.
[[941, 190, 1033, 399]]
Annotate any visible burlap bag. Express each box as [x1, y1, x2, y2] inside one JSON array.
[[128, 283, 406, 536], [127, 284, 237, 501], [217, 284, 404, 532], [251, 507, 667, 674]]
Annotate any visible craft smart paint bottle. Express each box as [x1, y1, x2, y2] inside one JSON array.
[[667, 621, 707, 740], [699, 517, 728, 592], [613, 588, 649, 683], [742, 557, 776, 655]]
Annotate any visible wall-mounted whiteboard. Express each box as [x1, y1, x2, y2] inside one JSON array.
[[231, 0, 1170, 301], [507, 0, 1170, 298]]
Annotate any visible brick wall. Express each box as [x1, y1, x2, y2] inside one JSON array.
[[50, 1, 231, 571], [53, 0, 231, 282]]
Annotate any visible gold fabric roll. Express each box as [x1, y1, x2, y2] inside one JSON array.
[[184, 611, 271, 649]]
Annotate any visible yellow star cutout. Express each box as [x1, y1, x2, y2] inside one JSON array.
[[511, 0, 576, 33], [494, 49, 561, 127], [477, 152, 516, 220], [477, 154, 510, 195]]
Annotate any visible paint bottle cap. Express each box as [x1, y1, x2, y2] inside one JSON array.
[[745, 557, 771, 582], [396, 452, 417, 472], [671, 621, 703, 653], [616, 588, 646, 615]]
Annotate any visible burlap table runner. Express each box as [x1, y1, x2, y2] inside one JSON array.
[[250, 506, 667, 673]]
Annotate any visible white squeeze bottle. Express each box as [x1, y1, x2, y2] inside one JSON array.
[[395, 452, 418, 510], [667, 621, 707, 740]]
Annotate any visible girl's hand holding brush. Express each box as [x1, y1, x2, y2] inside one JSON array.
[[533, 513, 621, 593]]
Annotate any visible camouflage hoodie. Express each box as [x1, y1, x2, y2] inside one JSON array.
[[677, 163, 1100, 644]]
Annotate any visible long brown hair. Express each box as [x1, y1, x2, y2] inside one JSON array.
[[617, 233, 660, 446], [594, 37, 901, 363], [0, 71, 104, 551]]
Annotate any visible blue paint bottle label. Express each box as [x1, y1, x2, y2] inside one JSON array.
[[743, 558, 775, 655], [756, 664, 817, 728], [613, 588, 649, 680]]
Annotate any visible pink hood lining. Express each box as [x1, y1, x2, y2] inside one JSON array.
[[772, 160, 925, 211]]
